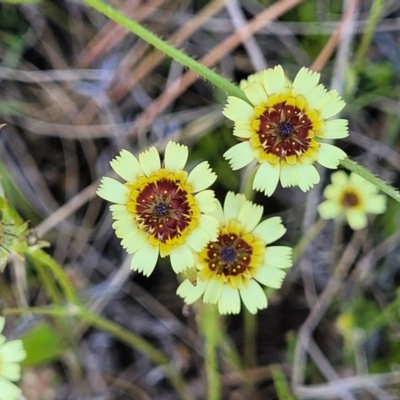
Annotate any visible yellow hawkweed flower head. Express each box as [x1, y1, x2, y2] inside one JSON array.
[[318, 171, 387, 230], [177, 192, 293, 315], [0, 317, 27, 400], [223, 65, 349, 196], [97, 141, 219, 276]]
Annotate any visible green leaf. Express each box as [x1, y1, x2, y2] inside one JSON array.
[[21, 322, 65, 366]]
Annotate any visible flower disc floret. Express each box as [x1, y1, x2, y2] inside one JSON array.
[[318, 171, 387, 230], [0, 317, 27, 400], [97, 141, 219, 276], [223, 65, 349, 196], [177, 192, 293, 315]]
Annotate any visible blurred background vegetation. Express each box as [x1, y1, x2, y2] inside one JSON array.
[[1, 0, 400, 399]]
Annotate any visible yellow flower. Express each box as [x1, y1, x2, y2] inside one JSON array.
[[0, 317, 27, 400], [318, 171, 387, 230], [97, 141, 219, 276], [223, 65, 349, 196], [177, 192, 292, 315]]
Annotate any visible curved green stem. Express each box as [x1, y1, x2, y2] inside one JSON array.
[[28, 249, 81, 305], [83, 0, 247, 102], [29, 254, 63, 306]]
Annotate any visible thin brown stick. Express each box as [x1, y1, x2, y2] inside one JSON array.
[[110, 0, 226, 102], [310, 0, 360, 72], [76, 0, 165, 67], [128, 0, 305, 138]]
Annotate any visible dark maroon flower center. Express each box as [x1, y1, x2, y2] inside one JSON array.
[[257, 101, 313, 159], [135, 178, 193, 243], [206, 233, 252, 276], [342, 191, 359, 208]]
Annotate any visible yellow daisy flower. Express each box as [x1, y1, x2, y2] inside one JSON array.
[[0, 317, 27, 400], [223, 65, 349, 196], [97, 141, 219, 276], [318, 171, 387, 230], [177, 192, 292, 315]]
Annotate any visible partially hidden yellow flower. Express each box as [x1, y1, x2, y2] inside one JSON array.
[[223, 65, 349, 196], [318, 171, 387, 230], [0, 317, 27, 400], [97, 141, 219, 276], [177, 192, 292, 315]]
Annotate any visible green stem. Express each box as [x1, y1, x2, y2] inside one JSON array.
[[340, 157, 400, 202], [4, 306, 69, 317], [292, 219, 327, 265], [83, 0, 247, 102], [243, 309, 257, 368], [271, 365, 296, 400], [241, 165, 257, 201], [219, 330, 242, 371], [29, 253, 63, 306], [200, 305, 221, 400], [29, 249, 81, 305], [5, 305, 194, 400], [330, 218, 344, 270], [353, 0, 384, 73]]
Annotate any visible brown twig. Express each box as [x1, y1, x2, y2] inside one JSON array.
[[127, 0, 305, 138], [109, 0, 226, 102], [76, 0, 164, 67], [310, 0, 360, 73]]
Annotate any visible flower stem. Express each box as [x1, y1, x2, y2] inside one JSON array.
[[83, 0, 247, 102], [28, 253, 63, 306], [200, 304, 221, 400], [340, 157, 400, 203], [241, 164, 257, 202], [243, 309, 257, 368], [353, 0, 384, 73], [330, 218, 344, 271], [28, 249, 81, 305], [292, 219, 328, 264], [271, 365, 296, 400]]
